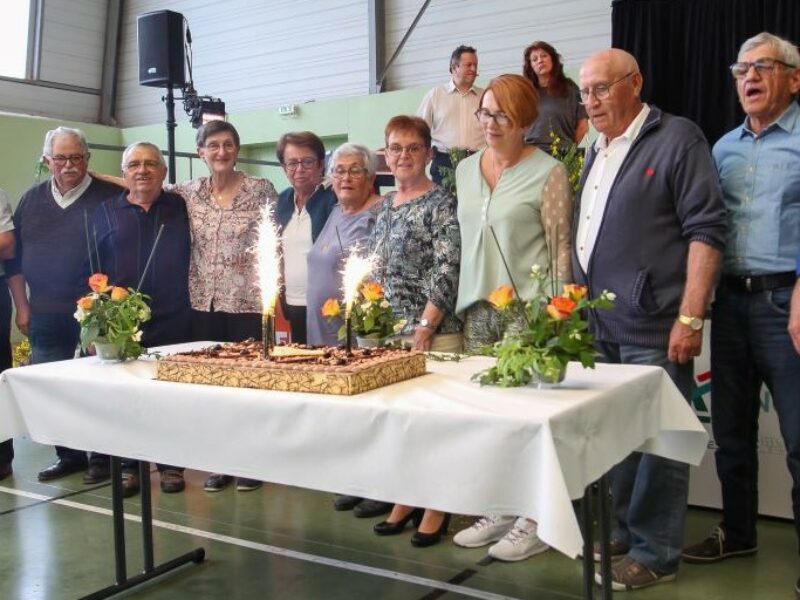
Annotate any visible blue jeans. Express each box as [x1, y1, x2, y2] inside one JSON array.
[[711, 285, 800, 552], [596, 341, 695, 574], [28, 312, 93, 465]]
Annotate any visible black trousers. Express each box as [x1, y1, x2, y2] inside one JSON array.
[[280, 298, 307, 345], [0, 277, 13, 466], [191, 309, 262, 343]]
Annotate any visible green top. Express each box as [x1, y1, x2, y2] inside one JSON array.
[[455, 147, 573, 315]]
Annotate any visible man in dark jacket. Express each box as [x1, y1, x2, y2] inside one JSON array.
[[573, 48, 727, 591]]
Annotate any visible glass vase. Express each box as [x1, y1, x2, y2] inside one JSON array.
[[93, 341, 123, 362], [533, 362, 567, 388]]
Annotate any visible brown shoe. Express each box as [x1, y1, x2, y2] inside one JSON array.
[[595, 556, 676, 591], [593, 538, 630, 562], [160, 469, 185, 493], [121, 471, 140, 498]]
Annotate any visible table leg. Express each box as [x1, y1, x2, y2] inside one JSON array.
[[598, 474, 612, 600], [139, 461, 154, 571], [77, 460, 206, 600], [110, 456, 127, 585], [581, 484, 595, 600]]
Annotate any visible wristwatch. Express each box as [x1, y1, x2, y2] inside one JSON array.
[[418, 318, 436, 330], [678, 314, 704, 331]]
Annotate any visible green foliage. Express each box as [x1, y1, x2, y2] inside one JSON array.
[[438, 148, 472, 195], [549, 131, 585, 193], [472, 266, 615, 387]]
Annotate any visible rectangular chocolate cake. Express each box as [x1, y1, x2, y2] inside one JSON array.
[[156, 340, 426, 395]]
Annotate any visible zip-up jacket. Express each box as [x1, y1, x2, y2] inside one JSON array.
[[571, 107, 727, 348]]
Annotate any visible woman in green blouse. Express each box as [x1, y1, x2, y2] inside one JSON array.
[[453, 74, 574, 562]]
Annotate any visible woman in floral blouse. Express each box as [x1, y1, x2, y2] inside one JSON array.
[[166, 121, 278, 493], [368, 115, 461, 548]]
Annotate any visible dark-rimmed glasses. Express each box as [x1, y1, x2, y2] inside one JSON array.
[[284, 157, 318, 171], [49, 154, 88, 166], [386, 144, 426, 157], [474, 109, 511, 126]]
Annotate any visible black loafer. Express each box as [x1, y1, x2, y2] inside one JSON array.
[[38, 458, 88, 482], [0, 462, 12, 481], [204, 474, 233, 492], [83, 463, 111, 484], [353, 499, 392, 518]]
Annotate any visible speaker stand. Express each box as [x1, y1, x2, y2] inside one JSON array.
[[163, 85, 177, 184]]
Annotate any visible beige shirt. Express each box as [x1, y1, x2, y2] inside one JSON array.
[[576, 104, 650, 272], [169, 173, 278, 313], [417, 80, 486, 153], [50, 174, 92, 209]]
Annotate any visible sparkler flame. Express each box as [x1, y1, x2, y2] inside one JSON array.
[[255, 205, 281, 317], [342, 251, 375, 317]]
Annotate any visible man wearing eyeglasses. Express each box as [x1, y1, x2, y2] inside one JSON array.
[[573, 49, 726, 591], [417, 45, 485, 185], [682, 33, 800, 598], [4, 126, 122, 484]]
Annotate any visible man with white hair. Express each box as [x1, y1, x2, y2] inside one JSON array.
[[682, 32, 800, 598], [89, 141, 192, 496], [6, 127, 121, 484], [574, 48, 726, 590]]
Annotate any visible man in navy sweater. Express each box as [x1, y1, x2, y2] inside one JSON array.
[[6, 127, 122, 484], [573, 49, 727, 591]]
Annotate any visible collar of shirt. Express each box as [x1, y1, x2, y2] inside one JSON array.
[[114, 189, 167, 211], [740, 100, 800, 138], [594, 104, 651, 152], [51, 174, 92, 209], [446, 80, 478, 96]]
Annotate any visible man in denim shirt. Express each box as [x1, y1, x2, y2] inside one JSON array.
[[683, 32, 800, 598]]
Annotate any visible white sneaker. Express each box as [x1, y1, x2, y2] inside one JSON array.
[[453, 514, 516, 548], [488, 518, 550, 561]]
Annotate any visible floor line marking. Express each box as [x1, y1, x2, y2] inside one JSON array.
[[0, 482, 111, 516], [0, 487, 550, 600]]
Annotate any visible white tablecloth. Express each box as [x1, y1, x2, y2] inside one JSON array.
[[0, 343, 707, 558]]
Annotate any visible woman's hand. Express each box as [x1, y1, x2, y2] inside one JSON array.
[[413, 325, 435, 351]]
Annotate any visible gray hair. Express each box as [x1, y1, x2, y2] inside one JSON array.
[[121, 142, 167, 169], [328, 143, 377, 178], [738, 32, 800, 65], [42, 126, 89, 157]]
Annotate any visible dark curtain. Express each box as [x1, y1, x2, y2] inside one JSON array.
[[612, 0, 800, 145]]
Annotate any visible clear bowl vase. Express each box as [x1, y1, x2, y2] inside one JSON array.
[[93, 341, 123, 362], [533, 362, 567, 388], [356, 335, 387, 349]]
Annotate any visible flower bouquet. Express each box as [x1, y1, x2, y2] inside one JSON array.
[[322, 281, 406, 346], [74, 273, 152, 360], [549, 130, 585, 193], [473, 265, 615, 387]]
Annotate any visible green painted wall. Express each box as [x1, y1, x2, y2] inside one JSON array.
[[0, 112, 122, 205]]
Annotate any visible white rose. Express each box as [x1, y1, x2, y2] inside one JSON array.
[[132, 330, 143, 342]]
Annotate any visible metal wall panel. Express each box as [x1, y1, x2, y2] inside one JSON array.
[[382, 0, 612, 90], [116, 0, 370, 126], [0, 0, 107, 122]]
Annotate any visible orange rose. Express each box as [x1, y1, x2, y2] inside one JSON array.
[[563, 284, 588, 302], [547, 296, 577, 320], [110, 286, 129, 301], [88, 273, 110, 293], [488, 284, 515, 310], [321, 298, 342, 318], [77, 296, 94, 310], [361, 281, 384, 302]]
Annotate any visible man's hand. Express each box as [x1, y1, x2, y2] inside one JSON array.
[[15, 304, 30, 336], [668, 320, 702, 364], [790, 279, 800, 355], [413, 325, 435, 351]]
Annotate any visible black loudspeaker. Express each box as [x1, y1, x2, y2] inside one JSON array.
[[137, 10, 186, 88]]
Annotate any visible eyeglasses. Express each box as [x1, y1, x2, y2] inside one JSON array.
[[729, 58, 797, 79], [331, 166, 368, 179], [579, 72, 634, 103], [284, 157, 318, 171], [50, 154, 87, 166], [475, 109, 511, 126], [204, 141, 237, 152], [386, 143, 426, 157], [124, 160, 162, 170]]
